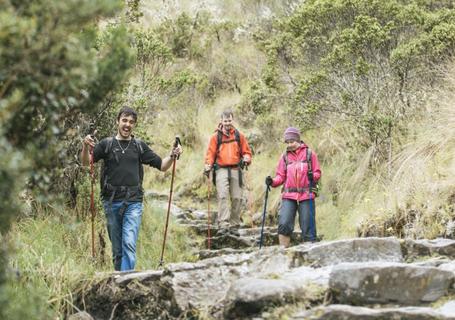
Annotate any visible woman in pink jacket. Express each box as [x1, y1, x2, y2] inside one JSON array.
[[265, 127, 321, 247]]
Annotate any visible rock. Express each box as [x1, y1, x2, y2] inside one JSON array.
[[439, 300, 455, 317], [330, 262, 454, 305], [221, 261, 330, 318], [161, 247, 296, 316], [292, 304, 454, 320], [438, 261, 455, 274], [74, 237, 455, 319], [223, 277, 322, 319], [281, 265, 332, 287], [403, 238, 455, 260], [289, 237, 403, 267], [412, 257, 452, 267], [114, 270, 163, 286], [67, 311, 94, 320], [189, 209, 215, 220], [161, 252, 256, 313], [237, 226, 278, 237], [209, 233, 255, 249], [198, 247, 255, 260]]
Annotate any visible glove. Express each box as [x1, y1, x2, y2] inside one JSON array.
[[308, 171, 314, 182], [265, 176, 273, 186]]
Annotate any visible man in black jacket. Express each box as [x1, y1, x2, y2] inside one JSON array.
[[81, 106, 182, 271]]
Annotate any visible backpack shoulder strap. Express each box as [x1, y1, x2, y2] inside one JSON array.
[[215, 129, 243, 163], [104, 137, 114, 155], [133, 138, 145, 156], [216, 131, 222, 151], [307, 147, 312, 173], [216, 130, 241, 149], [235, 129, 242, 156], [234, 129, 240, 143], [282, 152, 289, 171]]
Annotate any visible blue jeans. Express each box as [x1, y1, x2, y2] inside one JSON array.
[[103, 201, 143, 271], [278, 198, 316, 241]]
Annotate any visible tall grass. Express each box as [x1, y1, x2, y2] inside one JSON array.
[[319, 65, 455, 239], [6, 200, 197, 318]]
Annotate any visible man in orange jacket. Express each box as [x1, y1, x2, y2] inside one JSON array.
[[204, 110, 252, 231]]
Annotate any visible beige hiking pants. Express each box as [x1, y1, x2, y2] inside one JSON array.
[[215, 167, 242, 226]]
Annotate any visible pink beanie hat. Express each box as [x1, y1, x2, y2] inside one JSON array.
[[284, 127, 301, 142]]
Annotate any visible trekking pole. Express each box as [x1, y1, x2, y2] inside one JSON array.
[[84, 125, 99, 259], [308, 179, 316, 241], [207, 172, 212, 250], [259, 184, 271, 249], [89, 137, 96, 258], [159, 136, 181, 267], [242, 166, 255, 227]]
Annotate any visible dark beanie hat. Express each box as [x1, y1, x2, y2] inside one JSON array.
[[284, 127, 300, 142]]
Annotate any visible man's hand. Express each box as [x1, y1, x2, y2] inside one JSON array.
[[83, 133, 96, 148], [204, 164, 212, 177], [265, 176, 273, 186], [242, 155, 251, 166], [81, 131, 97, 166], [170, 144, 183, 158]]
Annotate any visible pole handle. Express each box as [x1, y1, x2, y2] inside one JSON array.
[[173, 136, 182, 160]]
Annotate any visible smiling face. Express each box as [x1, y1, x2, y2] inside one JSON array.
[[221, 114, 234, 131], [116, 114, 136, 140], [285, 139, 300, 152]]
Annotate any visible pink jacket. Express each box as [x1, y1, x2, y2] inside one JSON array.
[[271, 143, 321, 201]]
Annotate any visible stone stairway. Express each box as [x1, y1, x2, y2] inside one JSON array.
[[71, 237, 455, 319], [175, 207, 305, 253]]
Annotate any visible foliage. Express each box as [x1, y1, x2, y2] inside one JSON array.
[[0, 0, 133, 317], [250, 0, 455, 165], [4, 0, 455, 317], [6, 201, 196, 318], [155, 12, 210, 59]]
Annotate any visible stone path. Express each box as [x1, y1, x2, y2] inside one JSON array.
[[69, 197, 455, 319], [72, 236, 455, 319]]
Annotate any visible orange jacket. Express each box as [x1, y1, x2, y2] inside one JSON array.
[[205, 127, 252, 167]]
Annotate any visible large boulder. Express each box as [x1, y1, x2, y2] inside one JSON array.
[[73, 237, 455, 319], [161, 247, 294, 315], [289, 237, 403, 267], [221, 265, 331, 318], [222, 277, 324, 319], [330, 262, 455, 305], [439, 300, 455, 317], [403, 239, 455, 260]]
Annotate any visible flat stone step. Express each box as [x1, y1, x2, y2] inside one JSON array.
[[288, 237, 403, 267], [403, 238, 455, 260], [330, 262, 455, 305], [292, 304, 455, 320]]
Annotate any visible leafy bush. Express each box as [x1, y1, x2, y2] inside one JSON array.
[[0, 0, 133, 316], [246, 0, 455, 168]]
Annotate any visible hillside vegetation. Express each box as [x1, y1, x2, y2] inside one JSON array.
[[1, 0, 455, 318]]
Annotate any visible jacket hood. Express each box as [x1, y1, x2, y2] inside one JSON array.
[[287, 141, 307, 153]]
